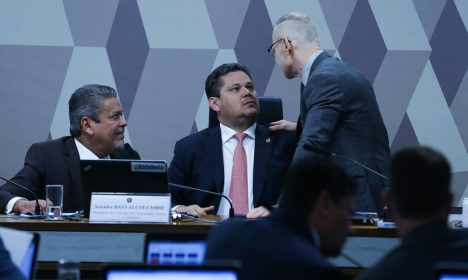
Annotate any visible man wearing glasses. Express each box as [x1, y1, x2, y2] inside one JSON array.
[[269, 12, 390, 215]]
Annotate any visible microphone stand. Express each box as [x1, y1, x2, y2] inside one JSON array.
[[0, 175, 41, 215], [168, 182, 235, 218]]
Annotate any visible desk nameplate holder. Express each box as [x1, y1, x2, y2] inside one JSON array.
[[89, 192, 170, 224]]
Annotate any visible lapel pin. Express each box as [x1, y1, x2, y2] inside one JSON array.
[[266, 138, 271, 143]]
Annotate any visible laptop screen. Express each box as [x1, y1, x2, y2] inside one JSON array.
[[19, 234, 39, 280], [0, 227, 39, 280], [435, 262, 468, 280], [105, 265, 239, 280], [144, 233, 207, 265], [80, 159, 168, 217]]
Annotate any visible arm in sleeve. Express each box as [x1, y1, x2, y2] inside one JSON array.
[[294, 73, 343, 162]]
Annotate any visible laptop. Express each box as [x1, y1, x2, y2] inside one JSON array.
[[144, 233, 208, 265], [0, 227, 40, 280], [434, 261, 468, 280], [80, 159, 169, 217], [104, 264, 240, 280]]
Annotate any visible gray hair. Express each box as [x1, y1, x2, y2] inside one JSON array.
[[68, 84, 118, 137], [273, 12, 320, 49]]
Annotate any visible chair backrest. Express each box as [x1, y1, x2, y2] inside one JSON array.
[[209, 96, 283, 127]]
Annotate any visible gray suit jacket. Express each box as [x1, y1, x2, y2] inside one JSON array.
[[296, 51, 390, 213]]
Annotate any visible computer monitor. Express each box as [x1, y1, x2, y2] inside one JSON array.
[[19, 233, 40, 280], [144, 233, 207, 265], [434, 261, 468, 280], [0, 227, 40, 280], [104, 264, 240, 280], [80, 159, 168, 217]]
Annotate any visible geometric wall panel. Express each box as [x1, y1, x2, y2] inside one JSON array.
[[339, 0, 386, 83], [429, 0, 468, 106], [129, 49, 217, 162], [50, 47, 118, 141], [0, 45, 73, 176], [63, 0, 119, 47], [138, 0, 218, 49], [0, 0, 73, 46], [373, 50, 430, 141], [407, 62, 468, 172], [1, 0, 467, 205]]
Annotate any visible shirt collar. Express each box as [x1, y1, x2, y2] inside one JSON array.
[[74, 138, 108, 160], [220, 122, 256, 144], [301, 49, 324, 85]]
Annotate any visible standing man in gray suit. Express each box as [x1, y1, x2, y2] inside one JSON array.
[[269, 12, 390, 214]]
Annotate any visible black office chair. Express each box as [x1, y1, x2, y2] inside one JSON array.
[[208, 96, 283, 127]]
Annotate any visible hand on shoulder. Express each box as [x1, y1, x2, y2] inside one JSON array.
[[268, 120, 297, 132]]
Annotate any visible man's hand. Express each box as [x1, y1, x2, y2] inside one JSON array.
[[13, 199, 47, 214], [268, 120, 297, 132], [175, 205, 215, 216], [246, 206, 271, 219]]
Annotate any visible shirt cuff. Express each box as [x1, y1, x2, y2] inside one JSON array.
[[171, 205, 184, 212], [5, 197, 26, 213]]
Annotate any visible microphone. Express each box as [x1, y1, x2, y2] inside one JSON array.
[[168, 182, 235, 218], [0, 175, 41, 215], [303, 144, 388, 180]]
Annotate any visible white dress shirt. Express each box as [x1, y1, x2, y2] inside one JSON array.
[[217, 123, 256, 216], [301, 50, 323, 85]]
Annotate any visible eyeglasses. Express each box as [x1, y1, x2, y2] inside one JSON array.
[[267, 38, 292, 57]]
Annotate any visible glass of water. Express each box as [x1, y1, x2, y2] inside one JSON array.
[[45, 185, 64, 220]]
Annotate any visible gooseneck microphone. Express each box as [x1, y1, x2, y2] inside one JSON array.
[[168, 182, 235, 218], [0, 175, 41, 215], [303, 144, 388, 180]]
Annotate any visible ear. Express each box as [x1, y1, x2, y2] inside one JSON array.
[[208, 97, 220, 112], [80, 117, 93, 136], [283, 37, 293, 54], [314, 191, 332, 217]]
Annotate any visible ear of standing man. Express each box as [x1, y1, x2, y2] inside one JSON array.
[[269, 12, 390, 215]]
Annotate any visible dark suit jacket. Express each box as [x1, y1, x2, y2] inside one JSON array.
[[0, 136, 140, 213], [297, 51, 390, 213], [168, 124, 296, 212], [205, 208, 344, 280], [0, 237, 25, 280], [356, 221, 468, 280]]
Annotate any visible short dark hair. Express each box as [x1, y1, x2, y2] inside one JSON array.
[[68, 84, 118, 137], [389, 146, 451, 219], [204, 63, 252, 99], [279, 157, 356, 219]]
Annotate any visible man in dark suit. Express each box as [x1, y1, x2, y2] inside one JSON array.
[[169, 63, 296, 218], [356, 146, 468, 280], [269, 12, 390, 214], [0, 237, 25, 280], [0, 84, 140, 214], [205, 157, 355, 280]]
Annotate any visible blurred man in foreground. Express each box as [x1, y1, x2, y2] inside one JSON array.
[[204, 157, 355, 280]]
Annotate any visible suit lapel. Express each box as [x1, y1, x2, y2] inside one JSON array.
[[207, 126, 225, 194], [253, 125, 272, 206], [298, 51, 331, 136], [63, 137, 82, 207]]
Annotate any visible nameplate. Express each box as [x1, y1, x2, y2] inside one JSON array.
[[89, 192, 170, 224]]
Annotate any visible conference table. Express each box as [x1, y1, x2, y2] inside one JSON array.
[[0, 215, 399, 279]]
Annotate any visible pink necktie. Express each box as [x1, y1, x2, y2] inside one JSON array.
[[229, 132, 249, 214]]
